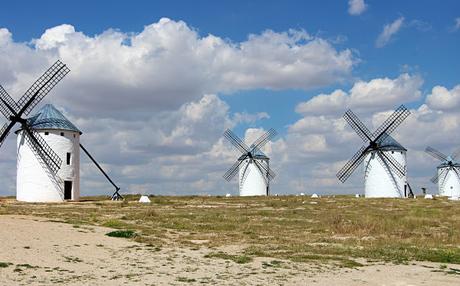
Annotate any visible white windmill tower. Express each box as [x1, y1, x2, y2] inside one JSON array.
[[425, 146, 460, 197], [223, 129, 277, 196], [337, 105, 413, 198], [16, 104, 82, 202]]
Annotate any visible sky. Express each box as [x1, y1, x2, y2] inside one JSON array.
[[0, 0, 459, 196]]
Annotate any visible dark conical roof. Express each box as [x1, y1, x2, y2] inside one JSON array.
[[26, 104, 81, 134], [375, 134, 406, 151], [237, 145, 269, 160]]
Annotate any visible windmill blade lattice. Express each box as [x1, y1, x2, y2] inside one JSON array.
[[252, 160, 269, 184], [223, 129, 250, 154], [375, 152, 402, 196], [451, 148, 460, 161], [425, 146, 449, 162], [379, 151, 405, 178], [439, 168, 451, 191], [337, 145, 368, 183], [430, 168, 446, 184], [343, 109, 372, 142], [250, 128, 277, 152], [372, 105, 410, 142], [0, 85, 19, 118], [254, 159, 276, 180], [0, 122, 11, 148], [240, 162, 251, 186], [452, 167, 460, 182], [23, 125, 62, 174], [223, 157, 246, 181], [16, 60, 70, 116]]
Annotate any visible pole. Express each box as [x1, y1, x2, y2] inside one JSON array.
[[79, 143, 122, 200]]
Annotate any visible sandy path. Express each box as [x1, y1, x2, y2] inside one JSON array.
[[0, 215, 458, 285]]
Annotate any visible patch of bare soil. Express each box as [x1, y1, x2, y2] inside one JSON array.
[[0, 215, 458, 285]]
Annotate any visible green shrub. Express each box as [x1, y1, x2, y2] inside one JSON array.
[[106, 230, 136, 238]]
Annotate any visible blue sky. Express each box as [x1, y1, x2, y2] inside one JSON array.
[[0, 0, 459, 196], [1, 0, 459, 133]]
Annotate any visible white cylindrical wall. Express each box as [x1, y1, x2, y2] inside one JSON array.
[[437, 167, 460, 197], [238, 158, 268, 196], [16, 129, 80, 202], [363, 150, 407, 198]]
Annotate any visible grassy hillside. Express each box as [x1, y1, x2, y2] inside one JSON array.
[[1, 195, 459, 266]]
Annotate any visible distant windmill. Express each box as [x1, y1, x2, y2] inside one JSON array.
[[337, 105, 413, 198], [425, 146, 460, 197], [223, 129, 276, 196]]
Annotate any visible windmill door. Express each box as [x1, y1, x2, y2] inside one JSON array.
[[64, 181, 72, 200]]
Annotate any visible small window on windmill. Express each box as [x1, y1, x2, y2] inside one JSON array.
[[60, 132, 64, 136], [73, 134, 76, 138], [391, 151, 394, 154], [66, 153, 71, 165], [44, 132, 49, 135]]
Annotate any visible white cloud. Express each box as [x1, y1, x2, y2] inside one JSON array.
[[348, 0, 367, 16], [376, 17, 405, 48], [426, 85, 460, 111], [295, 73, 423, 115], [295, 89, 348, 115], [0, 18, 355, 119], [455, 18, 460, 31]]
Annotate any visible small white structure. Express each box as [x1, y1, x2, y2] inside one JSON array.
[[363, 136, 409, 198], [448, 196, 459, 201], [16, 104, 81, 202], [311, 193, 319, 198], [225, 193, 231, 197], [238, 153, 270, 196], [424, 194, 434, 199], [139, 195, 151, 203], [355, 194, 360, 198]]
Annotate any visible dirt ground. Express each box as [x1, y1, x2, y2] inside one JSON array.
[[0, 215, 459, 285]]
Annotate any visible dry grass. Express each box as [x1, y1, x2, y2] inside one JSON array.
[[1, 195, 460, 266]]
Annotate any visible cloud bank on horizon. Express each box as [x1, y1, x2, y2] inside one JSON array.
[[0, 16, 459, 196]]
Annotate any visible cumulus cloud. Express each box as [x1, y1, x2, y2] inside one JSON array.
[[0, 18, 355, 118], [426, 85, 460, 111], [376, 17, 405, 48], [348, 0, 367, 16], [295, 73, 423, 115], [455, 18, 460, 31]]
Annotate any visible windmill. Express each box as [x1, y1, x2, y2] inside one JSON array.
[[223, 128, 276, 196], [0, 60, 122, 201], [425, 146, 460, 198], [336, 105, 413, 198], [0, 61, 70, 202]]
